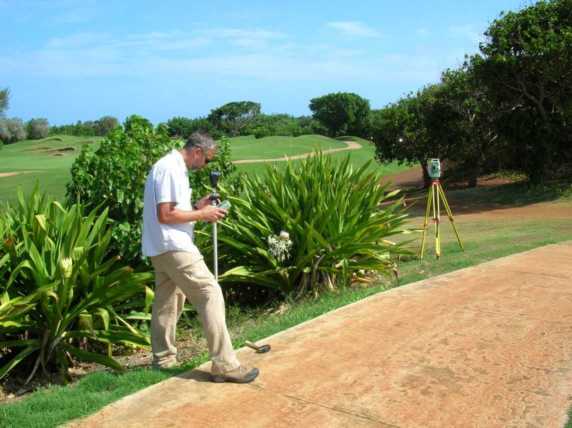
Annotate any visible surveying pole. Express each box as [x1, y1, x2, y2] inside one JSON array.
[[419, 159, 464, 259], [209, 171, 221, 280]]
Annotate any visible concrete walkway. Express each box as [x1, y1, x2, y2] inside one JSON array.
[[71, 242, 572, 428]]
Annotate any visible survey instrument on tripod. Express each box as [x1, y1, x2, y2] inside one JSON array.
[[419, 159, 464, 259]]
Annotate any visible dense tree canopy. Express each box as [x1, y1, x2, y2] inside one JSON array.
[[207, 101, 261, 136], [50, 116, 120, 137], [309, 92, 371, 137], [373, 0, 572, 186], [472, 0, 572, 183], [26, 118, 50, 140]]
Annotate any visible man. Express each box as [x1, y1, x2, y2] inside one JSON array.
[[142, 132, 259, 383]]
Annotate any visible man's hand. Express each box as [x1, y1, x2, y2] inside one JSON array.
[[195, 195, 217, 210], [157, 202, 225, 225], [200, 205, 227, 223]]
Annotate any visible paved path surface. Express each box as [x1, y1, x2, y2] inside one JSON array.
[[232, 141, 362, 164], [71, 242, 572, 428]]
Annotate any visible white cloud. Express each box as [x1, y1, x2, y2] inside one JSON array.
[[326, 21, 381, 38], [1, 26, 451, 88], [43, 28, 286, 54]]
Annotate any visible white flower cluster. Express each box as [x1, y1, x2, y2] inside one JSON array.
[[267, 230, 293, 263]]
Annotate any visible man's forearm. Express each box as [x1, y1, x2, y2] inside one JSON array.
[[158, 208, 204, 224]]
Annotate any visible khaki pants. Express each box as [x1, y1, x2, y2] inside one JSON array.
[[150, 250, 240, 374]]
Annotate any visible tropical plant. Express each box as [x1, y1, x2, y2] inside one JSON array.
[[0, 188, 153, 383], [218, 153, 411, 299]]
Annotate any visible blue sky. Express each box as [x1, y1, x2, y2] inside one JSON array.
[[0, 0, 527, 125]]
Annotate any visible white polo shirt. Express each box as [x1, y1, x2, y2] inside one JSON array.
[[142, 149, 198, 257]]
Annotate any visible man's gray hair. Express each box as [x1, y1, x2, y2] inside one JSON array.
[[184, 132, 217, 151]]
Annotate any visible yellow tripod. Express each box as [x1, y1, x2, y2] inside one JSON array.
[[419, 179, 464, 259]]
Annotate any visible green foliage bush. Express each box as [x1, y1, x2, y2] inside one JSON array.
[[218, 153, 411, 300], [0, 118, 27, 144], [0, 188, 153, 383], [309, 92, 371, 138], [67, 115, 235, 265], [243, 114, 325, 139], [207, 101, 261, 136], [49, 116, 120, 137], [26, 118, 50, 140], [166, 116, 222, 139]]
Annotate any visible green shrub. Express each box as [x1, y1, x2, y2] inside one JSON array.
[[165, 116, 221, 139], [49, 116, 119, 137], [26, 118, 50, 140], [0, 118, 27, 143], [0, 188, 153, 383], [67, 115, 235, 265], [241, 114, 327, 139], [309, 92, 371, 137], [218, 153, 411, 299]]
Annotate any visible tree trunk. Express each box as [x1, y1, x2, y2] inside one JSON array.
[[466, 158, 480, 188], [420, 160, 431, 188]]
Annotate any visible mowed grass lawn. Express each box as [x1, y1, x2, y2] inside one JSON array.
[[231, 134, 409, 176], [0, 134, 413, 203], [229, 134, 344, 160], [0, 136, 102, 203]]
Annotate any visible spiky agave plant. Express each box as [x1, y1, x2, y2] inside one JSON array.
[[218, 152, 412, 298], [0, 188, 153, 383]]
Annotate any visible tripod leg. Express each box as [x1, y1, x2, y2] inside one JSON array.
[[434, 183, 440, 258], [437, 184, 464, 251], [419, 184, 433, 259]]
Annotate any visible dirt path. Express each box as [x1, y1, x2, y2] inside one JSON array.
[[71, 242, 572, 428], [232, 141, 362, 165]]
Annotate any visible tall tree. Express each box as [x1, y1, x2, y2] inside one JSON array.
[[207, 101, 261, 136], [309, 92, 370, 137], [472, 0, 572, 183], [439, 66, 500, 187], [372, 85, 460, 187]]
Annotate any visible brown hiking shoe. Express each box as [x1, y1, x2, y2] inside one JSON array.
[[212, 366, 260, 384]]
